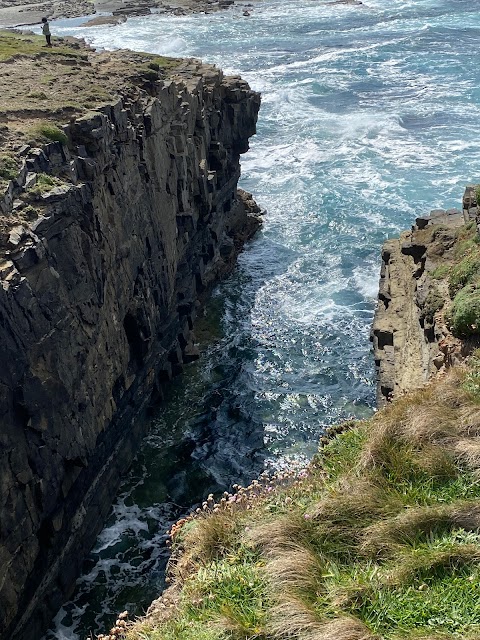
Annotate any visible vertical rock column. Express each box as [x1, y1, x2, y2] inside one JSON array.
[[0, 62, 261, 640]]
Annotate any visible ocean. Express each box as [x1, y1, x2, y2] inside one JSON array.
[[38, 0, 480, 636]]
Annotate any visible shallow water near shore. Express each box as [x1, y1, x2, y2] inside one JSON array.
[[40, 0, 480, 637]]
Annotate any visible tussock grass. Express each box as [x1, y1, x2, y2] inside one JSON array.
[[268, 601, 374, 640], [250, 513, 313, 555], [126, 363, 480, 640], [169, 511, 242, 583], [266, 546, 325, 603]]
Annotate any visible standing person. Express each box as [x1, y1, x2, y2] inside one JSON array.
[[41, 17, 52, 47]]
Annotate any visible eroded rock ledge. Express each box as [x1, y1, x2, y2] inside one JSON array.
[[371, 191, 479, 405], [0, 59, 260, 640]]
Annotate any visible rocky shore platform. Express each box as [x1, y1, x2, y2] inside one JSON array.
[[0, 0, 246, 28]]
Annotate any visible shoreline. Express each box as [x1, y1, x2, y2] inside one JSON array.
[[0, 0, 245, 28]]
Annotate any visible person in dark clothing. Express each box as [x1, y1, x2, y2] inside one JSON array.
[[41, 17, 52, 47]]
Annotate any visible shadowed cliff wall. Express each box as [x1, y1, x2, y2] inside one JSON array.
[[0, 60, 260, 640]]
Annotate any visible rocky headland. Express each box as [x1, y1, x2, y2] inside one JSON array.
[[0, 31, 261, 640]]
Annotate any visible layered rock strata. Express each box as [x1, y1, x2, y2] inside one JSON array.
[[0, 61, 260, 640], [371, 206, 466, 405]]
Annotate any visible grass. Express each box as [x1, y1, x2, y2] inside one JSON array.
[[123, 361, 480, 640], [448, 255, 480, 297], [0, 30, 88, 63], [26, 173, 64, 198], [462, 350, 480, 400], [431, 264, 450, 280], [145, 55, 183, 72], [475, 185, 480, 209], [28, 122, 68, 145], [447, 286, 480, 336], [0, 153, 19, 180], [182, 554, 269, 636], [421, 217, 480, 338]]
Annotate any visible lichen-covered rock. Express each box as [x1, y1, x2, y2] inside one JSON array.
[[0, 61, 260, 640]]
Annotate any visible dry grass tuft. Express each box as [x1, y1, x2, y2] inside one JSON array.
[[360, 505, 454, 557], [310, 478, 403, 555], [451, 502, 480, 529], [268, 598, 374, 640], [361, 500, 480, 559], [360, 372, 469, 466], [249, 514, 311, 554], [387, 545, 480, 585], [453, 438, 480, 470], [266, 545, 325, 602], [170, 511, 239, 581]]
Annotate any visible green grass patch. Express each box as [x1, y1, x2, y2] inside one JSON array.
[[431, 264, 450, 280], [145, 54, 183, 71], [27, 173, 64, 198], [448, 254, 480, 297], [29, 122, 68, 145], [352, 565, 480, 636], [389, 469, 480, 507], [320, 426, 366, 480], [463, 350, 480, 400], [0, 153, 19, 180], [475, 185, 480, 209], [446, 285, 480, 336], [136, 619, 223, 640], [0, 30, 87, 62], [314, 531, 480, 637], [182, 554, 269, 635], [137, 55, 182, 82]]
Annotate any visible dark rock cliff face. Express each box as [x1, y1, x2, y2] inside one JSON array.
[[0, 62, 260, 640]]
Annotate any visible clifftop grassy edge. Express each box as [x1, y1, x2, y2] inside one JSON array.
[[0, 29, 183, 234]]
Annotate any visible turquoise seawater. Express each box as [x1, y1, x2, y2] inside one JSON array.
[[38, 0, 480, 637]]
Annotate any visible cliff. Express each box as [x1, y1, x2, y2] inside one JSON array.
[[371, 195, 480, 405], [0, 34, 261, 640]]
